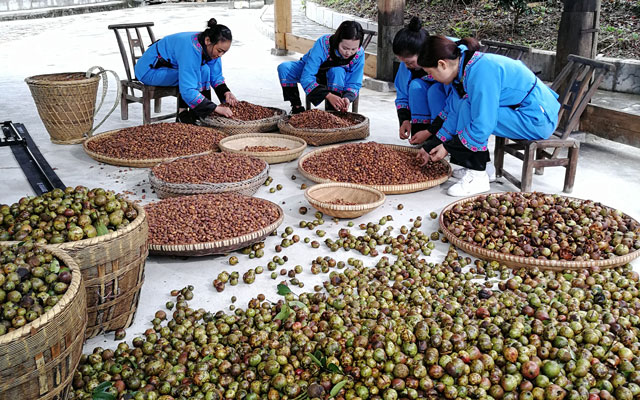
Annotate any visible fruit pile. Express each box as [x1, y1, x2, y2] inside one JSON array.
[[289, 110, 355, 129]]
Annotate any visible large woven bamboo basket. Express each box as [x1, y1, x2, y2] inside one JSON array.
[[298, 144, 451, 194], [304, 183, 386, 219], [83, 128, 217, 168], [149, 203, 284, 256], [25, 72, 100, 145], [219, 133, 307, 164], [201, 107, 286, 134], [149, 155, 269, 198], [278, 112, 370, 146], [0, 245, 86, 400], [439, 193, 640, 271]]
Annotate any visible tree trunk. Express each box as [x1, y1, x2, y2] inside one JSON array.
[[377, 0, 405, 81], [555, 0, 601, 77]]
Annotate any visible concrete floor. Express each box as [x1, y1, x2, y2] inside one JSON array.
[[1, 4, 640, 352]]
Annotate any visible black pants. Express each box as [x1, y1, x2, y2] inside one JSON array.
[[282, 86, 302, 107], [423, 135, 490, 171]]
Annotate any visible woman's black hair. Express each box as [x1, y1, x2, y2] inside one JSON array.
[[393, 17, 429, 57], [330, 20, 364, 51], [418, 35, 480, 68], [199, 17, 232, 45]]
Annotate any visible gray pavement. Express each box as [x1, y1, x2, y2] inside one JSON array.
[[0, 4, 639, 351]]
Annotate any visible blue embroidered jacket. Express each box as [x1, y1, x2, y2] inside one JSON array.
[[394, 62, 433, 123]]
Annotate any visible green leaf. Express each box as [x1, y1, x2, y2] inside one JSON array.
[[277, 284, 292, 296], [289, 300, 307, 309], [329, 380, 348, 397], [314, 350, 323, 360], [308, 352, 323, 367], [94, 382, 112, 392], [92, 381, 115, 400], [95, 222, 109, 236], [202, 354, 214, 362], [274, 303, 291, 321], [327, 363, 341, 373]]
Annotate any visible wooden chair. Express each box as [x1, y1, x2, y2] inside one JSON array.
[[480, 40, 531, 61], [108, 22, 179, 124], [305, 28, 377, 113], [494, 54, 616, 193]]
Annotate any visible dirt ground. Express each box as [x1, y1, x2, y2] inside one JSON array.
[[315, 0, 640, 59]]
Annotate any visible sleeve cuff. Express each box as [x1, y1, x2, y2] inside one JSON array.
[[429, 116, 444, 134], [192, 99, 217, 118], [422, 136, 443, 153], [213, 83, 230, 103], [343, 91, 357, 103], [307, 85, 330, 106], [397, 108, 411, 124]]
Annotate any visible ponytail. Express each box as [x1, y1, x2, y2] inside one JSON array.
[[418, 35, 480, 68], [392, 16, 429, 57], [199, 17, 232, 45]]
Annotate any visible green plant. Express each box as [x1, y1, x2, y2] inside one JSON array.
[[494, 0, 530, 32], [451, 21, 473, 38], [92, 382, 116, 400]]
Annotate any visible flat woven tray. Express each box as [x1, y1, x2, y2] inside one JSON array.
[[439, 193, 640, 271], [149, 204, 284, 256], [305, 182, 385, 219], [149, 155, 269, 198], [82, 128, 221, 168], [298, 144, 451, 195], [219, 133, 307, 164], [278, 112, 369, 146], [201, 107, 286, 135]]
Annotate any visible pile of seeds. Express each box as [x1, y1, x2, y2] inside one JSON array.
[[145, 193, 280, 245], [152, 153, 266, 184], [302, 142, 450, 185], [85, 123, 226, 160], [218, 101, 276, 121], [289, 109, 354, 129], [0, 186, 137, 244], [0, 243, 72, 335], [243, 145, 290, 152], [443, 192, 640, 261]]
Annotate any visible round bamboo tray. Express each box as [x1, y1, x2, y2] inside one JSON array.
[[149, 155, 269, 198], [439, 193, 640, 271], [304, 183, 385, 219], [149, 204, 284, 256], [298, 144, 452, 195], [0, 245, 86, 400], [201, 107, 286, 134], [219, 133, 307, 164], [83, 128, 218, 168], [278, 112, 370, 146]]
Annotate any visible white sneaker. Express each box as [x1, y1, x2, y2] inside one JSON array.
[[447, 169, 491, 197], [452, 162, 496, 182]]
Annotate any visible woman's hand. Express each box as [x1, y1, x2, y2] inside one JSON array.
[[416, 148, 430, 167], [224, 92, 238, 107], [326, 93, 347, 111], [338, 98, 350, 112], [399, 120, 411, 140], [215, 105, 233, 118], [409, 130, 432, 145], [428, 144, 448, 162]]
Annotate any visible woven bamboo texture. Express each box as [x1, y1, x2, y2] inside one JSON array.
[[149, 156, 269, 198], [82, 127, 221, 168], [201, 107, 286, 134], [277, 112, 370, 146], [304, 183, 386, 219], [149, 204, 284, 256], [0, 245, 86, 400], [298, 144, 452, 194], [439, 193, 640, 271], [55, 203, 148, 338], [219, 133, 307, 164], [25, 72, 100, 145]]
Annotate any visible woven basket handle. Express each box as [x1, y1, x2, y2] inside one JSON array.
[[85, 66, 122, 136]]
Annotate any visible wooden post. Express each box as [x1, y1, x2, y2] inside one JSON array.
[[274, 0, 292, 52], [377, 0, 404, 81], [555, 0, 601, 76]]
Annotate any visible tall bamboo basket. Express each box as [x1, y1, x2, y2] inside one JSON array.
[[0, 245, 86, 400]]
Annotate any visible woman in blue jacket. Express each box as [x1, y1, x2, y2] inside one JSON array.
[[135, 18, 236, 123], [392, 17, 446, 141], [277, 21, 365, 114], [416, 36, 560, 197]]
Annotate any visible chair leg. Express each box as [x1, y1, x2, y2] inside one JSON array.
[[154, 98, 162, 114], [563, 145, 579, 193], [305, 96, 311, 111], [494, 137, 506, 178], [521, 143, 536, 192], [535, 148, 545, 175], [120, 85, 129, 121], [352, 96, 359, 113], [142, 89, 152, 125]]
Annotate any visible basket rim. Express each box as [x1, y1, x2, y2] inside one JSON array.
[[82, 127, 223, 168], [297, 143, 452, 194], [25, 72, 100, 85], [219, 133, 307, 158], [148, 202, 284, 255], [278, 111, 368, 134], [305, 182, 386, 212], [439, 192, 640, 270], [202, 106, 286, 127], [0, 245, 82, 344], [149, 153, 269, 189]]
